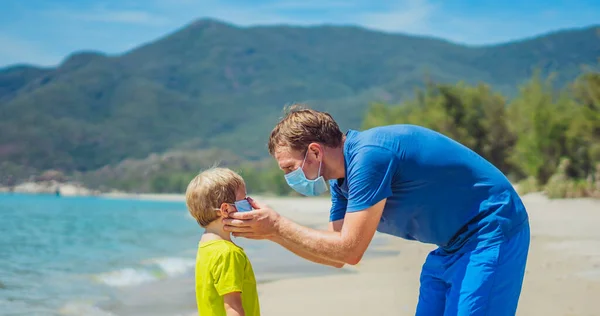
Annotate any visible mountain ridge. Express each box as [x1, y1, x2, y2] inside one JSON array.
[[0, 19, 598, 180], [2, 19, 598, 71]]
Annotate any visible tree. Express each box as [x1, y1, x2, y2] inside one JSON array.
[[506, 72, 572, 183]]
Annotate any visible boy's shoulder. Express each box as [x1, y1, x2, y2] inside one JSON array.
[[199, 240, 247, 259]]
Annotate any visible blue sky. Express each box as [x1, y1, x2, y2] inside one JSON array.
[[1, 0, 598, 67]]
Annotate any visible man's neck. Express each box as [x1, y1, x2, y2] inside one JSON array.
[[324, 138, 346, 180]]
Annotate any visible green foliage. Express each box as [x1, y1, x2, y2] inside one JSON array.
[[238, 162, 294, 196], [515, 177, 540, 196], [363, 67, 600, 198], [149, 172, 192, 193], [507, 72, 569, 182], [544, 158, 599, 199], [72, 147, 295, 195], [571, 72, 600, 168], [508, 70, 600, 187], [137, 161, 295, 195], [0, 21, 599, 181]]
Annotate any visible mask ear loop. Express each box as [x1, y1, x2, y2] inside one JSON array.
[[304, 147, 322, 179], [317, 155, 322, 178], [301, 149, 309, 169]]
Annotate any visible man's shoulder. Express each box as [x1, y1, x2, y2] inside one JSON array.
[[348, 124, 431, 148], [344, 131, 401, 180], [360, 124, 432, 136]]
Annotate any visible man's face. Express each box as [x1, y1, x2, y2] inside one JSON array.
[[274, 144, 322, 180]]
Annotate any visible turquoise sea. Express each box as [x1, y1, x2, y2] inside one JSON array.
[[0, 193, 204, 315], [0, 193, 394, 316]]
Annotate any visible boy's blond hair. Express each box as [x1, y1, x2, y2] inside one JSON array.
[[267, 103, 344, 156], [185, 167, 245, 227]]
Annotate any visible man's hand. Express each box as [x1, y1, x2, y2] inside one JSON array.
[[223, 197, 281, 240]]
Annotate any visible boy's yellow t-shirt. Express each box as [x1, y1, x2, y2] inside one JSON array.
[[196, 239, 260, 316]]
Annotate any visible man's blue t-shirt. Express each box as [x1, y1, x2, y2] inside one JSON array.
[[329, 125, 529, 251]]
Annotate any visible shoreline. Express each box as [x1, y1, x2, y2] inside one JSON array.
[[100, 192, 187, 202], [98, 232, 398, 316], [7, 181, 600, 206], [97, 192, 600, 316], [100, 192, 334, 204], [95, 197, 395, 316], [0, 183, 333, 205], [6, 190, 600, 315]]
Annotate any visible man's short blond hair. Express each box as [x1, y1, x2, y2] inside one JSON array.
[[268, 104, 343, 156], [185, 167, 244, 227]]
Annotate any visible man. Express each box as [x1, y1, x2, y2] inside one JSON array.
[[224, 105, 530, 315]]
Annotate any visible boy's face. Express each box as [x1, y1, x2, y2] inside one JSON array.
[[234, 183, 247, 202]]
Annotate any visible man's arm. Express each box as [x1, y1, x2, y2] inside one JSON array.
[[224, 200, 386, 265], [223, 292, 245, 316], [271, 218, 346, 268], [329, 218, 344, 232], [271, 178, 348, 267], [273, 236, 345, 268], [274, 199, 385, 265]]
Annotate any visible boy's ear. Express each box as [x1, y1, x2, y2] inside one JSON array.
[[219, 203, 231, 218]]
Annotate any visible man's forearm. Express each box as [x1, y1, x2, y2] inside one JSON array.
[[271, 216, 357, 264], [273, 235, 345, 268]]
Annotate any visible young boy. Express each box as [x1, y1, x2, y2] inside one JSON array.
[[185, 167, 260, 316]]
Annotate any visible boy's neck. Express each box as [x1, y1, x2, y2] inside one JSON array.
[[202, 220, 232, 242]]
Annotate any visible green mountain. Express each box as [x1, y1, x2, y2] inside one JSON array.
[[0, 19, 599, 180]]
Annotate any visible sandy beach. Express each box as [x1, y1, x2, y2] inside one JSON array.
[[97, 191, 600, 316], [257, 194, 600, 316]]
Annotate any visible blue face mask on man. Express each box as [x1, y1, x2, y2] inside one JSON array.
[[284, 150, 329, 197]]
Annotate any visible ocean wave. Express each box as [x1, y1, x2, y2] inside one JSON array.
[[143, 257, 195, 276], [93, 257, 195, 287], [59, 301, 116, 316]]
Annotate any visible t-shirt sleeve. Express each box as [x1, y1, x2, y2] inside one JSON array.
[[346, 145, 398, 213], [329, 179, 347, 222], [212, 249, 247, 296]]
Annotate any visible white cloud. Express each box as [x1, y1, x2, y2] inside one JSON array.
[[159, 0, 203, 5], [267, 1, 357, 10], [157, 0, 354, 10], [155, 0, 439, 31], [49, 8, 170, 26], [3, 0, 597, 68], [162, 0, 317, 26], [357, 0, 437, 34], [80, 10, 170, 26], [0, 34, 61, 67]]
